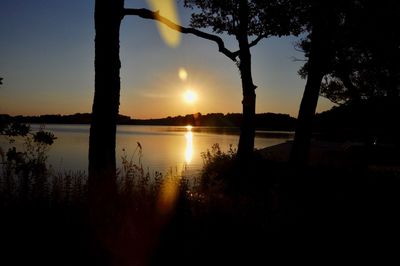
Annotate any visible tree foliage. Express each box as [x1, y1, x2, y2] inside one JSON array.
[[298, 0, 400, 104], [291, 0, 400, 167], [290, 0, 351, 166], [184, 0, 304, 40]]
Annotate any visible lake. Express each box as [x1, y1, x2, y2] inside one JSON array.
[[8, 125, 294, 176]]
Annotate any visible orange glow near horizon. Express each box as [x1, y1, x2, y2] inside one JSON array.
[[113, 63, 247, 119], [147, 0, 181, 47]]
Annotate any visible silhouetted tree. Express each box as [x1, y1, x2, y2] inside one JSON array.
[[125, 0, 302, 160], [317, 0, 400, 104], [290, 0, 350, 166], [89, 0, 124, 197], [291, 0, 400, 166]]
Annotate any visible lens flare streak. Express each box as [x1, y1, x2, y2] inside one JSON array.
[[147, 0, 181, 47]]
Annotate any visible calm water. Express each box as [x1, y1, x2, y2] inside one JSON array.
[[10, 125, 294, 175]]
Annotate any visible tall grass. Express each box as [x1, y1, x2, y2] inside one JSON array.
[[0, 142, 191, 207], [0, 135, 193, 265], [2, 129, 400, 265]]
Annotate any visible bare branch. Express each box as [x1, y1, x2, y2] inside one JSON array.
[[124, 8, 238, 62], [290, 56, 307, 62], [248, 34, 266, 48], [293, 45, 305, 53]]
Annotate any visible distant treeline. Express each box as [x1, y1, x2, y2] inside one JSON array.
[[2, 97, 399, 141], [0, 112, 297, 131]]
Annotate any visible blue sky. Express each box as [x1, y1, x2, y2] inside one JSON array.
[[0, 0, 334, 118]]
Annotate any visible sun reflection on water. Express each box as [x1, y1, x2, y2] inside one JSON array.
[[156, 125, 194, 215], [184, 125, 193, 163]]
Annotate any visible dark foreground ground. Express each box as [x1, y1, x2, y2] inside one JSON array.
[[1, 143, 400, 265]]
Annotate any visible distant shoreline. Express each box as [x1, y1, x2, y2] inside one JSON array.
[[0, 112, 297, 131]]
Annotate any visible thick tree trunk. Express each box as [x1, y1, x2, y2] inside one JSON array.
[[236, 0, 256, 161], [237, 41, 256, 160], [89, 0, 124, 195], [290, 15, 328, 167], [290, 60, 324, 167]]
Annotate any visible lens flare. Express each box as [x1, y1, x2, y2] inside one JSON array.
[[147, 0, 181, 47], [178, 68, 188, 81], [157, 176, 179, 215]]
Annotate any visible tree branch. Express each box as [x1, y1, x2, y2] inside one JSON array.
[[290, 56, 307, 62], [248, 34, 266, 48], [124, 8, 238, 62]]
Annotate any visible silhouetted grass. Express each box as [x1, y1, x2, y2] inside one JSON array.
[[1, 139, 400, 265], [167, 144, 400, 264], [0, 141, 192, 265]]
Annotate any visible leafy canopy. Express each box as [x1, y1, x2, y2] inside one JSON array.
[[183, 0, 305, 38], [298, 0, 400, 104]]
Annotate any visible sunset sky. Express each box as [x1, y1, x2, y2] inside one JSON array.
[[0, 0, 335, 119]]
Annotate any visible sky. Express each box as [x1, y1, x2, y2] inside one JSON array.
[[0, 0, 335, 119]]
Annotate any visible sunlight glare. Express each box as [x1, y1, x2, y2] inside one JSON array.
[[185, 125, 193, 163], [183, 89, 197, 104], [147, 0, 181, 47]]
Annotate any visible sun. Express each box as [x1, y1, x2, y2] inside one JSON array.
[[183, 89, 197, 104]]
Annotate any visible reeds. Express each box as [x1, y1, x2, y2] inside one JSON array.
[[3, 130, 399, 265]]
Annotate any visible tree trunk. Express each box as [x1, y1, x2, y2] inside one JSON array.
[[290, 61, 324, 166], [236, 0, 256, 161], [290, 11, 328, 167], [237, 41, 256, 160], [89, 0, 124, 195]]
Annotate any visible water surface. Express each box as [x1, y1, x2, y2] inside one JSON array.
[[21, 125, 294, 175]]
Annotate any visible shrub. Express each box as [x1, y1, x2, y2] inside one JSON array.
[[200, 143, 237, 194], [1, 123, 56, 204]]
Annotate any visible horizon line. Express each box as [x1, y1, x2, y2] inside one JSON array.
[[1, 111, 298, 120]]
